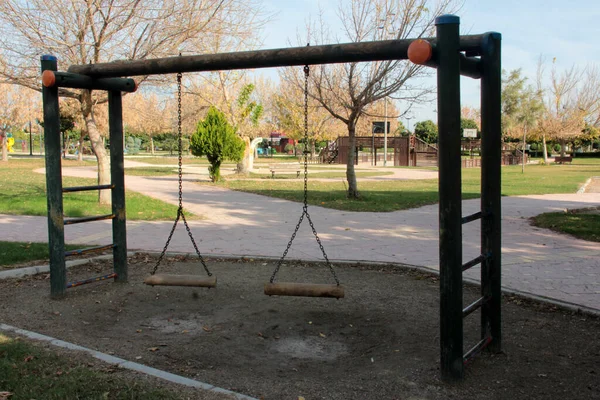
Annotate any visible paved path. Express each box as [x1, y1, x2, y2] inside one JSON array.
[[2, 164, 599, 312]]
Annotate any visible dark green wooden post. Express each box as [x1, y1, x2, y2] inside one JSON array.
[[480, 32, 502, 352], [41, 55, 66, 298], [108, 91, 128, 282], [436, 15, 463, 381]]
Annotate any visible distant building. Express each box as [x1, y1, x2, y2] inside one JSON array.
[[269, 132, 297, 154]]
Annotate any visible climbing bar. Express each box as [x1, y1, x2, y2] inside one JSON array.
[[67, 272, 117, 289], [462, 254, 487, 272], [144, 274, 217, 288], [461, 211, 483, 225], [63, 184, 114, 193], [264, 282, 345, 299], [462, 296, 490, 318], [67, 35, 488, 78], [41, 70, 137, 92], [64, 214, 115, 225], [64, 244, 115, 257], [407, 39, 482, 79], [463, 336, 493, 364]]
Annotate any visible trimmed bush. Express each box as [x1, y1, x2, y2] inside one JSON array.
[[190, 106, 245, 182]]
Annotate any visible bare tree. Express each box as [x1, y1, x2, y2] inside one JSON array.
[[536, 59, 586, 161], [576, 66, 600, 128], [285, 0, 459, 198], [0, 84, 39, 161], [0, 0, 265, 203], [124, 92, 172, 154], [272, 76, 346, 155]]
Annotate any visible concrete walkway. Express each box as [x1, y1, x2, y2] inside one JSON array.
[[2, 164, 599, 312]]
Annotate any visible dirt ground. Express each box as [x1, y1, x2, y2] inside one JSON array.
[[0, 254, 598, 400]]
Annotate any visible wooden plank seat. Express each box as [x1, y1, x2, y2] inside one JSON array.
[[144, 274, 217, 288], [269, 163, 301, 178], [264, 282, 345, 298], [554, 156, 573, 164]]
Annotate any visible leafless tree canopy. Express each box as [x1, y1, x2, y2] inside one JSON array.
[[282, 0, 460, 197], [0, 0, 267, 202]]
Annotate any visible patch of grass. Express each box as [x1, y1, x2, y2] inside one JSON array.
[[0, 159, 186, 220], [125, 155, 210, 165], [253, 156, 303, 164], [245, 171, 394, 179], [125, 167, 179, 176], [488, 162, 600, 195], [214, 162, 599, 212], [216, 179, 460, 212], [0, 334, 183, 399], [0, 241, 83, 268], [570, 157, 600, 165], [531, 211, 600, 242]]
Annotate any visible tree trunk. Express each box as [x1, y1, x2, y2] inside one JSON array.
[[1, 134, 7, 162], [150, 137, 155, 155], [77, 131, 84, 162], [542, 135, 548, 163], [236, 136, 251, 174], [81, 91, 111, 205], [560, 139, 566, 157], [346, 122, 359, 198], [522, 126, 527, 174]]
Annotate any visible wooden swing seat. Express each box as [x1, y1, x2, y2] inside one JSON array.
[[264, 282, 344, 299], [144, 274, 217, 288]]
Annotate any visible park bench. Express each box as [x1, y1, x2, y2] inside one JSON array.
[[554, 156, 573, 164], [269, 163, 301, 178]]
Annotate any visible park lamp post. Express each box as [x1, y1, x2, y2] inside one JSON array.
[[406, 115, 413, 134], [378, 15, 395, 167], [29, 120, 33, 156]]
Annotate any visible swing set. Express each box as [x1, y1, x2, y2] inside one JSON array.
[[40, 14, 502, 380]]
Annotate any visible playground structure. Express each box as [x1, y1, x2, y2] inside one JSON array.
[[321, 134, 439, 167], [41, 14, 501, 381]]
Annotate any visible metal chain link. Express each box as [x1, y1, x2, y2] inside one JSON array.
[[270, 62, 339, 285], [151, 72, 211, 277]]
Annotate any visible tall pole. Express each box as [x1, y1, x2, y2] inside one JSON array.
[[480, 31, 503, 354], [384, 81, 388, 167], [436, 14, 463, 381], [29, 120, 33, 156], [108, 91, 128, 283], [41, 54, 66, 298]]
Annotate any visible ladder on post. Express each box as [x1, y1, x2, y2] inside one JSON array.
[[430, 17, 502, 380], [40, 55, 133, 297]]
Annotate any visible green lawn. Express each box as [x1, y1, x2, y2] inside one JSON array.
[[247, 171, 394, 179], [125, 155, 210, 165], [531, 211, 600, 242], [213, 161, 600, 212], [125, 166, 179, 176], [0, 334, 184, 399], [0, 160, 187, 220], [0, 241, 84, 269]]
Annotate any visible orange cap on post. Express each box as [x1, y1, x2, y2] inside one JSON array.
[[408, 39, 433, 65], [42, 70, 56, 87]]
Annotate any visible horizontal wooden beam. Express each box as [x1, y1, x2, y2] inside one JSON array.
[[67, 35, 486, 79], [42, 70, 137, 92]]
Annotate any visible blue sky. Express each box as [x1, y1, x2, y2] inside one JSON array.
[[259, 0, 600, 126]]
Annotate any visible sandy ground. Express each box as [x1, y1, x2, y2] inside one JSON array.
[[0, 254, 598, 400]]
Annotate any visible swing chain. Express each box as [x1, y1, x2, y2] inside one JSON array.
[[151, 72, 212, 277], [269, 64, 339, 285], [177, 72, 183, 210]]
